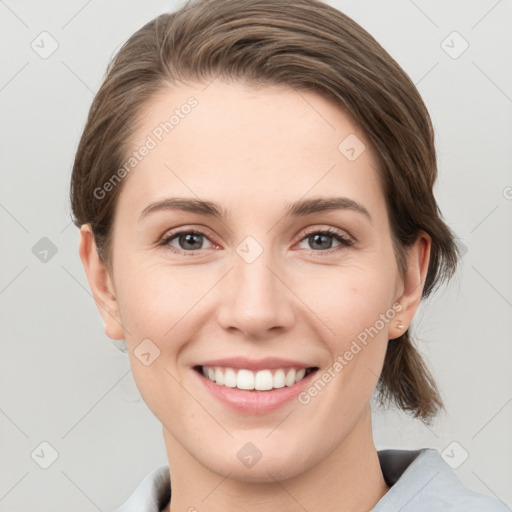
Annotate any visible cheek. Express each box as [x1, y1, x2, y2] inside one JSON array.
[[339, 284, 393, 335], [313, 263, 397, 396], [309, 263, 397, 342], [114, 259, 197, 342], [115, 251, 398, 354], [127, 355, 179, 427]]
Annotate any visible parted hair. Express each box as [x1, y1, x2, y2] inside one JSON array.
[[70, 0, 460, 424]]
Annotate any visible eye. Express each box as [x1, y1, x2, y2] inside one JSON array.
[[296, 227, 353, 254], [160, 229, 214, 254], [159, 226, 353, 256]]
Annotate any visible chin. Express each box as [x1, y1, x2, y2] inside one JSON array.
[[202, 444, 315, 483]]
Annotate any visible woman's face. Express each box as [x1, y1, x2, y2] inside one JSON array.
[[81, 80, 429, 482]]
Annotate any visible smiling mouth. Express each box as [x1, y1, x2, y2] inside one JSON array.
[[193, 365, 319, 392]]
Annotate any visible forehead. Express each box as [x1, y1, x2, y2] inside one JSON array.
[[116, 80, 384, 222]]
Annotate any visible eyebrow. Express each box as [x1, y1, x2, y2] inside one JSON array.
[[139, 196, 372, 223]]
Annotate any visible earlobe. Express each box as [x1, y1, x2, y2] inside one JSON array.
[[388, 232, 431, 340], [79, 224, 125, 340]]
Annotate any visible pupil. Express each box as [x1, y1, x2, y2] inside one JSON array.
[[311, 233, 332, 250], [182, 233, 202, 250]]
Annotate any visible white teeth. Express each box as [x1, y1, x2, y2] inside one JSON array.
[[237, 369, 254, 390], [200, 366, 312, 391], [285, 368, 296, 386], [273, 369, 286, 388], [214, 367, 224, 385], [254, 370, 273, 390], [223, 368, 237, 388]]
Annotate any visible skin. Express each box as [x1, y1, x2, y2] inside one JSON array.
[[80, 80, 430, 512]]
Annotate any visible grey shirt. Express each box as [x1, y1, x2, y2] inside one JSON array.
[[117, 448, 510, 511]]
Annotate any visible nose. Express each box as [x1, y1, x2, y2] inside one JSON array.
[[215, 244, 296, 340]]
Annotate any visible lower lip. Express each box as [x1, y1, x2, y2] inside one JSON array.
[[193, 367, 318, 414]]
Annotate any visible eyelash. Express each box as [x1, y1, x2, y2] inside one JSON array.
[[159, 226, 354, 257]]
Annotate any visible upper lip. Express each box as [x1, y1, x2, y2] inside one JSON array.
[[194, 357, 317, 372]]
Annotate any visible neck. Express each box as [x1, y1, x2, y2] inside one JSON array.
[[162, 407, 389, 512]]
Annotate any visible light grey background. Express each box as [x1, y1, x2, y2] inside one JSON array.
[[1, 0, 511, 510]]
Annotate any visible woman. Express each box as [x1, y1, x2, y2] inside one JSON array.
[[69, 0, 508, 510]]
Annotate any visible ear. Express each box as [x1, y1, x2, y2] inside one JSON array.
[[388, 231, 431, 340], [79, 224, 125, 340]]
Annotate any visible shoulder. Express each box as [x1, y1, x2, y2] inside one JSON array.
[[374, 448, 510, 511], [116, 464, 170, 512]]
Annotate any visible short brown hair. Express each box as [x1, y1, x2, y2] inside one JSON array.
[[70, 0, 460, 424]]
